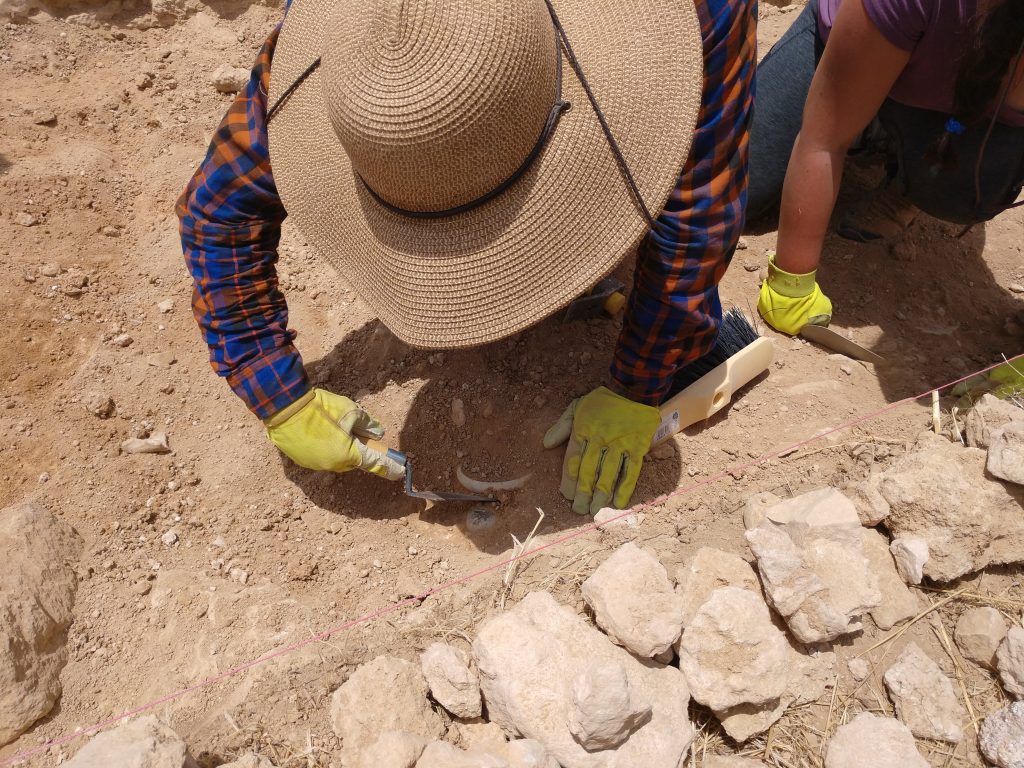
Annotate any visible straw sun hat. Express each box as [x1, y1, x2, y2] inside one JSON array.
[[268, 0, 703, 348]]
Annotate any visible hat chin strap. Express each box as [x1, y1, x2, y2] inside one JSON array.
[[268, 0, 658, 231]]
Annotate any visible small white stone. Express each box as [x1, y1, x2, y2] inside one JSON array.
[[987, 422, 1024, 485], [848, 658, 870, 682], [593, 507, 640, 528], [955, 607, 1008, 669], [825, 713, 928, 768], [451, 398, 467, 427], [157, 299, 174, 314], [161, 530, 178, 547], [980, 701, 1024, 768], [996, 626, 1024, 699], [889, 537, 928, 585]]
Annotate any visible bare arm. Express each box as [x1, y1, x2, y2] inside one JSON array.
[[774, 0, 910, 274]]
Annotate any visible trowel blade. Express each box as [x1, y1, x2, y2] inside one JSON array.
[[404, 461, 497, 504], [800, 324, 885, 365]]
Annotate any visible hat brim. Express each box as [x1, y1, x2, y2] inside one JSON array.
[[269, 0, 703, 349]]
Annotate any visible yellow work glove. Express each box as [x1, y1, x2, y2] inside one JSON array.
[[543, 386, 661, 516], [757, 254, 832, 336], [264, 388, 404, 480]]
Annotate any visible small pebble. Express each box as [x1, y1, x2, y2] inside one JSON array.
[[451, 398, 466, 427], [161, 530, 179, 546], [466, 508, 496, 531]]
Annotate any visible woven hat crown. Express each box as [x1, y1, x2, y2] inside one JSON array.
[[321, 0, 559, 213]]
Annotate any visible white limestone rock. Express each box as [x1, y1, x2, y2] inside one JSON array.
[[741, 491, 782, 530], [358, 732, 427, 768], [678, 587, 790, 714], [495, 740, 559, 768], [678, 587, 795, 742], [472, 591, 694, 768], [674, 547, 761, 628], [421, 643, 482, 719], [879, 431, 1024, 581], [209, 64, 250, 94], [0, 501, 83, 747], [883, 642, 966, 742], [844, 476, 891, 526], [416, 741, 509, 768], [65, 716, 197, 768], [581, 543, 684, 658], [988, 422, 1024, 485], [330, 656, 444, 767], [824, 713, 928, 768], [980, 701, 1024, 768], [889, 537, 929, 585], [568, 662, 651, 751], [744, 488, 880, 643], [861, 530, 919, 630], [997, 626, 1024, 699], [965, 393, 1024, 449], [954, 607, 1008, 669], [453, 721, 507, 753]]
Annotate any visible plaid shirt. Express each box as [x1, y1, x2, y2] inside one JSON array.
[[611, 0, 756, 404], [178, 0, 756, 419]]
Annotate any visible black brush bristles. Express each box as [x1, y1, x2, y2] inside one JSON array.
[[665, 309, 760, 399]]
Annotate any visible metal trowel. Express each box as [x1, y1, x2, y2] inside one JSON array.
[[800, 324, 885, 365], [366, 440, 497, 503]]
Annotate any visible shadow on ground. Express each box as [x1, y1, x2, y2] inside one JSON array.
[[282, 309, 684, 555]]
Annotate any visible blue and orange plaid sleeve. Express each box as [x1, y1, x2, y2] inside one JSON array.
[[610, 0, 757, 406], [177, 24, 309, 421]]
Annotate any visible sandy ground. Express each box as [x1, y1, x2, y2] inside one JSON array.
[[1, 1, 1022, 766]]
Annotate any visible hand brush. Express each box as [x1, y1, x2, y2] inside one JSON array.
[[652, 309, 774, 445]]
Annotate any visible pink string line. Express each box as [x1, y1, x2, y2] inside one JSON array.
[[4, 353, 1020, 767]]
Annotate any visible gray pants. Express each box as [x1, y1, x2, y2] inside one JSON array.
[[747, 0, 1024, 225]]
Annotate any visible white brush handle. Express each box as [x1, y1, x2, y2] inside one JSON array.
[[653, 337, 775, 446]]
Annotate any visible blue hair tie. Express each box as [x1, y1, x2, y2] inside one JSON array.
[[945, 117, 966, 135]]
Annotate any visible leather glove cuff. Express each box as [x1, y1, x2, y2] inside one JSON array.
[[766, 254, 818, 299], [263, 388, 315, 429]]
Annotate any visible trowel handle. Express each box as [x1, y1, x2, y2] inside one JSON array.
[[604, 291, 626, 316], [652, 337, 774, 446], [360, 438, 407, 467]]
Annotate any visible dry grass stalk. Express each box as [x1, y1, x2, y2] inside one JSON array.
[[498, 507, 545, 611], [856, 587, 968, 658], [928, 614, 980, 735]]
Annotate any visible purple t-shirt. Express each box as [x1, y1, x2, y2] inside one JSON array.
[[817, 0, 1024, 126]]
